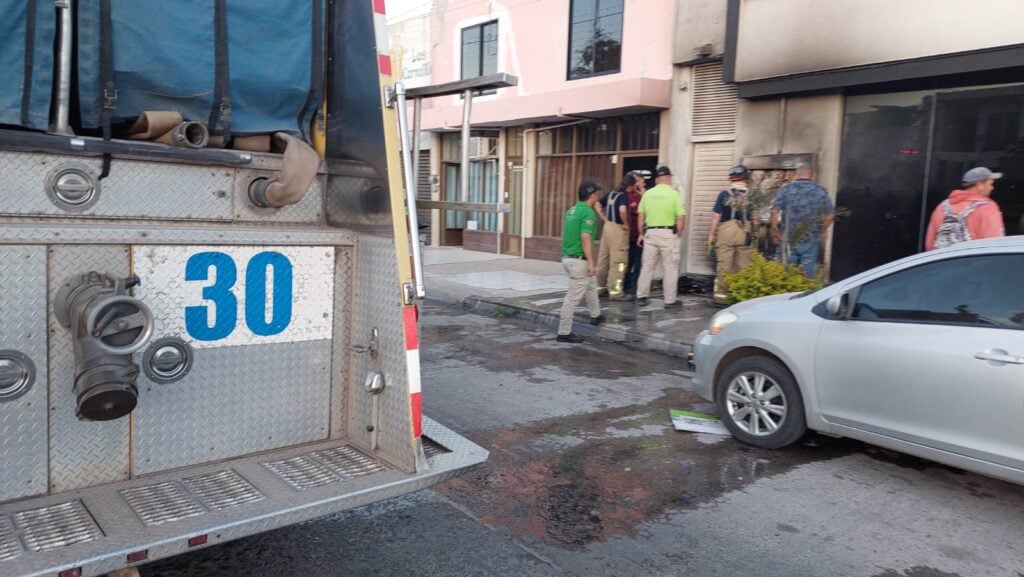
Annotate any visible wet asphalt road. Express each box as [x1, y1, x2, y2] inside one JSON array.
[[143, 302, 1024, 577]]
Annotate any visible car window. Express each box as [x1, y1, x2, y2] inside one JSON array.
[[851, 254, 1024, 330]]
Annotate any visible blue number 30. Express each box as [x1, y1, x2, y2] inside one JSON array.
[[185, 251, 293, 341]]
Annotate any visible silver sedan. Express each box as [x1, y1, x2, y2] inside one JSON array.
[[691, 236, 1024, 484]]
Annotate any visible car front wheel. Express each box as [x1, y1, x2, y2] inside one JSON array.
[[715, 355, 806, 449]]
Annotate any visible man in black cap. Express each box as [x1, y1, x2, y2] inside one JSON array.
[[636, 165, 686, 309], [708, 164, 756, 304], [556, 180, 605, 343]]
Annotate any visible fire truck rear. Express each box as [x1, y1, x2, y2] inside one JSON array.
[[0, 2, 486, 576]]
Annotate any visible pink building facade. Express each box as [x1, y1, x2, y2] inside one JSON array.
[[403, 0, 675, 257]]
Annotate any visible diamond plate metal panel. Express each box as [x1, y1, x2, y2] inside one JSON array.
[[262, 445, 386, 491], [312, 446, 385, 478], [233, 170, 325, 225], [0, 247, 49, 501], [132, 246, 335, 349], [0, 516, 21, 562], [12, 500, 102, 552], [0, 417, 486, 577], [0, 222, 357, 247], [120, 482, 204, 526], [0, 152, 233, 221], [330, 246, 354, 440], [48, 246, 131, 492], [262, 455, 339, 491], [422, 436, 451, 459], [323, 169, 394, 229], [133, 340, 332, 474], [349, 235, 416, 471], [182, 470, 264, 511]]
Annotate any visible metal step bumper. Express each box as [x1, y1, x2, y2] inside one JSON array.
[[0, 417, 485, 577]]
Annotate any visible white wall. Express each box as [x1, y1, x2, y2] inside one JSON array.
[[674, 0, 728, 63], [388, 4, 433, 88], [734, 0, 1024, 82]]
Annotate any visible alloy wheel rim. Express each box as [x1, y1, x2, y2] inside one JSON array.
[[725, 371, 787, 436]]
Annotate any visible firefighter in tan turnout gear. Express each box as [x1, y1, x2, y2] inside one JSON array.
[[708, 165, 757, 305]]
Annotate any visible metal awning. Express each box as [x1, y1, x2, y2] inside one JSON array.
[[388, 73, 519, 301]]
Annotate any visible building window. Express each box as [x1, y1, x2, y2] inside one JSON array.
[[440, 132, 501, 235], [568, 0, 623, 80], [461, 21, 498, 80]]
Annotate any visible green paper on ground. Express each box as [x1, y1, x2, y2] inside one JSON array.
[[670, 409, 730, 435]]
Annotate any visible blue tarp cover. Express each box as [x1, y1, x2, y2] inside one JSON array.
[[0, 0, 55, 130], [78, 0, 321, 136]]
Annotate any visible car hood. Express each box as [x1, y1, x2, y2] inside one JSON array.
[[726, 292, 800, 315]]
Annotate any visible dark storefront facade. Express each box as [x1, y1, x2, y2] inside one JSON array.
[[833, 84, 1024, 279], [723, 0, 1024, 281]]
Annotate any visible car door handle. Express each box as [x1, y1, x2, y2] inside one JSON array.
[[974, 351, 1024, 365]]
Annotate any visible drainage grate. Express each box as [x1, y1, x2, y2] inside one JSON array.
[[313, 446, 386, 479], [0, 516, 22, 561], [121, 482, 204, 526], [12, 501, 102, 552], [262, 455, 338, 491], [183, 469, 265, 511]]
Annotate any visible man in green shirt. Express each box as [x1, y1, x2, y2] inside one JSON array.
[[636, 165, 686, 309], [557, 180, 605, 343]]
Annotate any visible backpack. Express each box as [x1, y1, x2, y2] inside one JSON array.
[[932, 200, 990, 249]]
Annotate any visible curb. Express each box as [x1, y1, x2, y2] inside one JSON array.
[[425, 293, 692, 359]]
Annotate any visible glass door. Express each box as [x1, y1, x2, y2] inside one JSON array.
[[833, 84, 1023, 280], [502, 160, 524, 255], [926, 85, 1023, 241], [833, 91, 931, 280]]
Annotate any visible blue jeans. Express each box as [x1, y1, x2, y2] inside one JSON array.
[[788, 239, 819, 278]]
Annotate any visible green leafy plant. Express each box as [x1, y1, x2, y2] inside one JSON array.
[[722, 253, 823, 304]]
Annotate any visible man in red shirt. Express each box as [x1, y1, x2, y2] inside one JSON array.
[[925, 167, 1005, 250], [623, 171, 646, 297]]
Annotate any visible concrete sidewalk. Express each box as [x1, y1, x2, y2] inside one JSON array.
[[422, 247, 718, 358]]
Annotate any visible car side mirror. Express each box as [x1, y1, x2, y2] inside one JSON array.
[[826, 294, 849, 319]]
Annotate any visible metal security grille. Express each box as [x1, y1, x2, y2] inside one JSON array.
[[687, 142, 736, 275], [692, 63, 738, 138]]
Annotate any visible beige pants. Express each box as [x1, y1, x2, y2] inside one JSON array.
[[596, 222, 629, 296], [558, 257, 600, 335], [714, 220, 754, 302], [636, 228, 681, 304]]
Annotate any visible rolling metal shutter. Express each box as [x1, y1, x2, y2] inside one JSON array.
[[686, 62, 738, 274], [692, 62, 737, 139], [416, 150, 431, 244], [687, 142, 735, 275]]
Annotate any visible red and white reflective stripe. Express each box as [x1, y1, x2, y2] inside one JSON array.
[[373, 0, 392, 77], [403, 306, 422, 437], [377, 0, 416, 435]]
